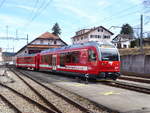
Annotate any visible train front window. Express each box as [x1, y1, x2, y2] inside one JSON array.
[[88, 49, 96, 61], [101, 49, 119, 61]]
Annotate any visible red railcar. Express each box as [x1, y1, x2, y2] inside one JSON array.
[[16, 41, 120, 80], [16, 54, 36, 69]]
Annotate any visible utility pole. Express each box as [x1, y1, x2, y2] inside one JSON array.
[[140, 14, 143, 50]]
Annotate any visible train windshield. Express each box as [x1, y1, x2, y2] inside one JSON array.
[[100, 49, 119, 61]]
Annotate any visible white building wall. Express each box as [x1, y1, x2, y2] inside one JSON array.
[[31, 39, 64, 45], [16, 48, 28, 57], [121, 41, 130, 48], [72, 28, 112, 44]]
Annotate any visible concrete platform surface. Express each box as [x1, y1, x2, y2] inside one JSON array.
[[25, 70, 150, 113]]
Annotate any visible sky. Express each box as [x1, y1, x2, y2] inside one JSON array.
[[0, 0, 149, 52]]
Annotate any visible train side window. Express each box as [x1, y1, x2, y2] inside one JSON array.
[[41, 55, 50, 64], [41, 56, 45, 63], [48, 55, 52, 65], [72, 51, 80, 63], [66, 52, 72, 63], [88, 49, 96, 61], [60, 53, 65, 66]]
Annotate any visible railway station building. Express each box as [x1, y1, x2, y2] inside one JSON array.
[[71, 26, 114, 44], [16, 32, 67, 56]]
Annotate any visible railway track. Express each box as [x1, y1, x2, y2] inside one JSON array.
[[121, 73, 150, 79], [119, 75, 150, 84], [0, 93, 21, 113], [11, 69, 62, 113], [11, 68, 94, 113], [101, 80, 150, 95], [0, 82, 56, 113]]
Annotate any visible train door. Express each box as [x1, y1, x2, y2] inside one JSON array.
[[52, 55, 57, 70]]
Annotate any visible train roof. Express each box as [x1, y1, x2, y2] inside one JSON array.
[[41, 41, 115, 54], [17, 53, 36, 57]]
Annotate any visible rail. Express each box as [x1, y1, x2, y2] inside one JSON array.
[[14, 68, 94, 113]]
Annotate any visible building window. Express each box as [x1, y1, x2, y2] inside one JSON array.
[[90, 35, 93, 38], [123, 45, 127, 48], [98, 29, 100, 32], [40, 40, 43, 44], [54, 40, 57, 44], [103, 35, 110, 39], [104, 35, 107, 38], [101, 29, 103, 32], [81, 37, 83, 40], [98, 35, 101, 38]]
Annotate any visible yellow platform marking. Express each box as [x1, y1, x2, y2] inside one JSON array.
[[97, 79, 113, 82], [74, 84, 88, 87], [60, 83, 88, 87], [101, 91, 120, 95]]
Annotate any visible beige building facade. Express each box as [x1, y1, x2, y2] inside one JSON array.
[[71, 26, 114, 44]]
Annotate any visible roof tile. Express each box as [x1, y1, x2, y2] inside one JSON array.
[[38, 32, 59, 39]]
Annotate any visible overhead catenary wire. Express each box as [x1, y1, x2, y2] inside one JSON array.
[[104, 9, 143, 25], [23, 0, 52, 29], [84, 4, 142, 31], [27, 0, 40, 20], [76, 4, 141, 32], [100, 4, 140, 23]]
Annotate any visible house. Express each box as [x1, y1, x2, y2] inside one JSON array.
[[143, 38, 150, 47], [112, 34, 134, 48], [71, 26, 114, 44], [2, 52, 16, 64], [16, 32, 67, 56]]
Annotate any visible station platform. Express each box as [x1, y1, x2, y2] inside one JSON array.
[[22, 70, 150, 113]]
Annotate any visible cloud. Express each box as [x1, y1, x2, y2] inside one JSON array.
[[129, 0, 142, 4], [6, 3, 36, 12], [53, 1, 97, 23], [15, 5, 36, 11], [0, 14, 26, 26], [97, 0, 110, 7]]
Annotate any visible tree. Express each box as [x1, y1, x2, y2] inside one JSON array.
[[130, 39, 140, 48], [52, 23, 61, 36], [120, 24, 134, 35]]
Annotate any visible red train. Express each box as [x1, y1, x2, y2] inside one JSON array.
[[16, 41, 120, 80]]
